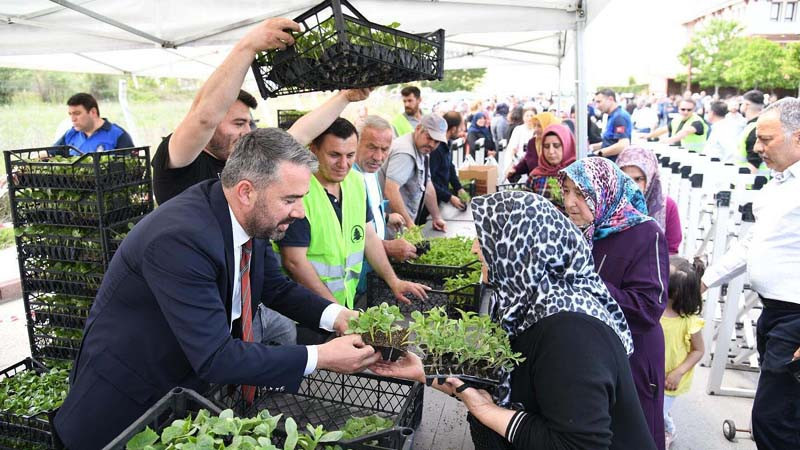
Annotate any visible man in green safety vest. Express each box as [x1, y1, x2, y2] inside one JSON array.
[[391, 86, 423, 137], [736, 90, 767, 173], [647, 98, 708, 151], [275, 118, 429, 315]]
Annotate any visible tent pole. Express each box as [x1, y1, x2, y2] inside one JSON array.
[[118, 79, 140, 146], [575, 2, 588, 159]]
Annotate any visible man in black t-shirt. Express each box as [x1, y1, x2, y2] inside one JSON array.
[[152, 17, 370, 204]]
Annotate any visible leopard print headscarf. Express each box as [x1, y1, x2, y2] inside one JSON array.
[[471, 191, 634, 407]]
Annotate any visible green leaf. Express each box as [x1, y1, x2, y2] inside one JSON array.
[[126, 427, 159, 449], [284, 417, 298, 450], [319, 431, 343, 443]]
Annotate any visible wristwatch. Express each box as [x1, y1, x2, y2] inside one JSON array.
[[597, 149, 603, 157]]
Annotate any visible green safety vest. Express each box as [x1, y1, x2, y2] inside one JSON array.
[[391, 113, 414, 137], [278, 170, 367, 309], [670, 114, 708, 152], [737, 121, 767, 171]]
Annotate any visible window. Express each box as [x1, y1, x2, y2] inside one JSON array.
[[771, 1, 782, 21], [786, 2, 797, 21]]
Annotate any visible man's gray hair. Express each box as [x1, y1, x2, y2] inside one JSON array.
[[763, 97, 800, 136], [221, 128, 318, 188], [357, 115, 392, 135]]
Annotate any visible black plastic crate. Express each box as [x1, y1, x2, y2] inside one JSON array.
[[207, 369, 424, 433], [106, 387, 414, 450], [27, 298, 89, 331], [391, 259, 479, 283], [277, 109, 308, 130], [30, 328, 82, 363], [497, 182, 532, 192], [12, 183, 152, 228], [366, 273, 480, 317], [0, 358, 63, 450], [4, 146, 150, 191], [15, 228, 105, 264], [22, 275, 99, 299], [251, 0, 444, 98], [102, 215, 145, 262]]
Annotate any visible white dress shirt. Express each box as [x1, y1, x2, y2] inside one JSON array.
[[228, 208, 345, 374], [703, 159, 800, 303]]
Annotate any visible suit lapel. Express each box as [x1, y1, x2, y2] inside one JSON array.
[[208, 181, 235, 324]]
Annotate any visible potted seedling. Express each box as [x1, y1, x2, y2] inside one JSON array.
[[347, 302, 408, 361], [397, 224, 429, 257]]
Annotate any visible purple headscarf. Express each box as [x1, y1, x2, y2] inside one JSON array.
[[616, 147, 666, 230]]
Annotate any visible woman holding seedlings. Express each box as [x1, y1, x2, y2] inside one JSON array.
[[560, 157, 669, 450], [525, 123, 576, 211], [373, 191, 656, 449]]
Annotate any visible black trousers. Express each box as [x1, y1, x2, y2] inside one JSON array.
[[752, 301, 800, 449]]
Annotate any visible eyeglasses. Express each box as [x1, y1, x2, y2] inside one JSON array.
[[679, 108, 693, 112]]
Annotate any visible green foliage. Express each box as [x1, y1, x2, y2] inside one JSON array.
[[408, 308, 524, 374], [725, 37, 792, 90], [457, 190, 471, 204], [396, 225, 424, 245], [678, 19, 743, 89], [340, 415, 393, 440], [443, 268, 482, 292], [0, 366, 70, 416], [420, 68, 486, 92], [346, 302, 405, 345], [0, 227, 14, 249], [414, 237, 477, 267]]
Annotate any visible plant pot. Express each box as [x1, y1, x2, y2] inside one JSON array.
[[361, 330, 408, 362], [414, 240, 430, 257]]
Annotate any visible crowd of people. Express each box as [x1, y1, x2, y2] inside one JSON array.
[[44, 16, 800, 450]]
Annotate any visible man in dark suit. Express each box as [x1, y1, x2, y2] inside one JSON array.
[[54, 128, 379, 449]]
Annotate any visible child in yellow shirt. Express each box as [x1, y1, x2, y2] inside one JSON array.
[[661, 256, 705, 448]]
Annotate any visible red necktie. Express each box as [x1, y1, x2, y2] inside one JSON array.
[[240, 239, 256, 404]]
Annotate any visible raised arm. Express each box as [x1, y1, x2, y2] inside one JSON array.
[[288, 89, 371, 146]]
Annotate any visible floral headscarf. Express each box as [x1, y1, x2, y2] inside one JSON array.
[[616, 146, 666, 230], [559, 157, 653, 243], [471, 191, 634, 407], [530, 124, 576, 178]]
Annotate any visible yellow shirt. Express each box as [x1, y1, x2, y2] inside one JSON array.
[[661, 314, 705, 396]]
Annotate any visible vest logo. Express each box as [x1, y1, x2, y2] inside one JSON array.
[[351, 225, 365, 243]]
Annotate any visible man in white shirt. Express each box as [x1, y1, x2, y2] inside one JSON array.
[[702, 97, 800, 450], [703, 101, 745, 163]]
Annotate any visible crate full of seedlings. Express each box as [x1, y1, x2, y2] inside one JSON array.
[[390, 231, 479, 282], [408, 308, 524, 394], [347, 302, 408, 361], [0, 358, 68, 450], [366, 270, 482, 318], [277, 109, 309, 130], [251, 0, 444, 98], [206, 368, 424, 438], [110, 387, 414, 450]]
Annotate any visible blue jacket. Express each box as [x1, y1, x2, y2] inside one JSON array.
[[54, 180, 331, 449], [55, 118, 134, 154], [430, 141, 463, 203]]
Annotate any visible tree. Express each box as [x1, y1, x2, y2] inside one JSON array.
[[678, 19, 743, 94], [725, 37, 788, 91], [420, 68, 486, 92], [782, 42, 800, 95]]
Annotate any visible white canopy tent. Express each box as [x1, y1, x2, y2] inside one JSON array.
[[0, 0, 610, 156]]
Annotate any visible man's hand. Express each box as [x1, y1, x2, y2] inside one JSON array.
[[370, 351, 426, 383], [794, 346, 800, 361], [665, 369, 685, 391], [432, 217, 447, 232], [332, 308, 359, 336], [241, 18, 300, 53], [383, 239, 418, 262], [387, 213, 405, 233], [317, 334, 380, 374], [342, 88, 372, 102], [449, 195, 465, 210], [387, 278, 430, 305]]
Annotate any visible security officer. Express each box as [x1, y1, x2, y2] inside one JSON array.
[[647, 98, 708, 152]]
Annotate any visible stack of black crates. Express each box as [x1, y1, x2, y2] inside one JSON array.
[[4, 145, 153, 366]]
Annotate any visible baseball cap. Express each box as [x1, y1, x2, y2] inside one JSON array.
[[420, 113, 448, 143]]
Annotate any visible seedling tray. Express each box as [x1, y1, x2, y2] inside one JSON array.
[[497, 182, 532, 192], [206, 369, 424, 433], [30, 329, 82, 363], [106, 387, 413, 450], [0, 358, 63, 450], [277, 109, 309, 130], [15, 230, 105, 264], [366, 273, 481, 318], [4, 146, 150, 191], [251, 0, 443, 98], [27, 298, 89, 331], [391, 259, 479, 283], [102, 216, 145, 262], [359, 331, 408, 362]]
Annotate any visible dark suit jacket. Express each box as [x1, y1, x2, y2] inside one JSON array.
[[54, 180, 332, 449]]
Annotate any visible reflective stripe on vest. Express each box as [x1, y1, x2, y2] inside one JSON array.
[[303, 170, 367, 309], [670, 114, 708, 152], [392, 113, 414, 137]]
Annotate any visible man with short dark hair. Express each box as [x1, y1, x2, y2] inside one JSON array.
[[430, 111, 468, 210], [152, 17, 370, 204], [703, 101, 744, 162], [275, 118, 428, 314], [590, 88, 632, 160], [391, 86, 423, 136], [702, 97, 800, 450], [55, 92, 133, 154], [737, 89, 766, 172], [54, 127, 377, 449], [647, 98, 709, 151]]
